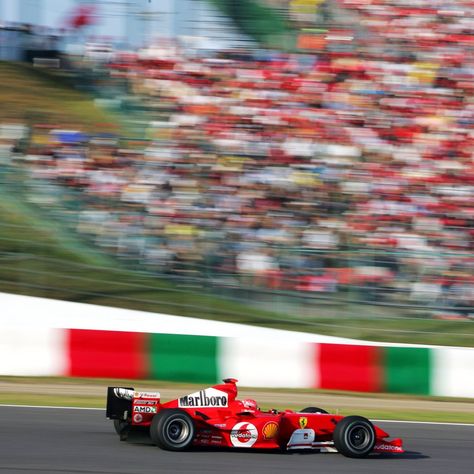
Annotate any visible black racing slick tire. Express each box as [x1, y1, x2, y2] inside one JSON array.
[[113, 419, 130, 441], [333, 416, 376, 458], [300, 406, 328, 414], [150, 409, 195, 451], [113, 419, 128, 434]]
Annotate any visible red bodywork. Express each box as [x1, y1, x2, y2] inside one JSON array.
[[109, 379, 404, 454]]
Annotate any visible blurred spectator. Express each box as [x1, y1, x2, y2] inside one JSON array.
[[4, 0, 473, 317]]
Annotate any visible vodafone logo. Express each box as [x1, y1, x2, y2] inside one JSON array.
[[230, 422, 258, 448], [374, 444, 404, 452]]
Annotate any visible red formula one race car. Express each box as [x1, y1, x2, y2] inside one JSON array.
[[106, 378, 404, 458]]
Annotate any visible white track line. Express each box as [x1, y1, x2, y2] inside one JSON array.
[[373, 419, 474, 427], [1, 404, 473, 426], [0, 404, 103, 411]]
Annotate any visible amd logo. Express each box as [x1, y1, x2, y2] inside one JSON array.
[[133, 406, 157, 414]]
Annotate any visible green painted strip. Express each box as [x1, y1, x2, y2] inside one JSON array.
[[383, 347, 431, 395], [148, 333, 218, 384]]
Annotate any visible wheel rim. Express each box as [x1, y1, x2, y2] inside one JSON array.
[[346, 425, 371, 451], [165, 418, 190, 445]]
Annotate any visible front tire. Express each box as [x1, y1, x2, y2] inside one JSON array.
[[333, 416, 376, 458], [150, 409, 195, 451]]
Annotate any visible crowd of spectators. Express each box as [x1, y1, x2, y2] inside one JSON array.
[[3, 0, 473, 317]]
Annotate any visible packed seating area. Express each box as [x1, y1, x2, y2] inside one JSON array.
[[1, 0, 472, 316]]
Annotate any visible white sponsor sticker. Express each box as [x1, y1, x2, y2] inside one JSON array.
[[133, 391, 160, 399], [133, 405, 157, 414], [286, 428, 315, 450], [178, 388, 228, 408], [230, 422, 258, 448], [134, 400, 158, 406]]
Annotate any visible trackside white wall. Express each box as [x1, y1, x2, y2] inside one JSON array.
[[1, 292, 473, 398], [0, 292, 355, 343], [432, 348, 474, 398], [0, 327, 67, 376], [219, 337, 317, 388]]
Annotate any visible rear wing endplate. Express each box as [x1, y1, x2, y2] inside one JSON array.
[[106, 387, 134, 420]]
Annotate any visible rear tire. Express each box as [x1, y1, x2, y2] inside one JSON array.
[[150, 409, 195, 451], [333, 416, 376, 458], [113, 419, 128, 434], [300, 406, 328, 414], [113, 419, 130, 441]]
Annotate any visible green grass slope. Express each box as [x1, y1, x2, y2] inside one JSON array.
[[210, 0, 297, 49], [0, 61, 118, 132]]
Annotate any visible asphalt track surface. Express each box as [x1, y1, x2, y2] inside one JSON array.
[[1, 406, 473, 474]]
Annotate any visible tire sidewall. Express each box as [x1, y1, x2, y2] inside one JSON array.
[[150, 409, 195, 451], [333, 416, 376, 458]]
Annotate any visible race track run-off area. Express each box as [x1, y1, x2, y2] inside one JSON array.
[[0, 406, 473, 474]]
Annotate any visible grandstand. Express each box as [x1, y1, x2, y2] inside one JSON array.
[[0, 0, 472, 346]]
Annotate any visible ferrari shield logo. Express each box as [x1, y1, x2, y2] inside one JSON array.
[[299, 417, 308, 429]]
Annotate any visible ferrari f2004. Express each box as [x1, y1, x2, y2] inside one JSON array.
[[106, 378, 404, 458]]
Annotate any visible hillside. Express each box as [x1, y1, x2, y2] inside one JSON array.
[[0, 61, 118, 131]]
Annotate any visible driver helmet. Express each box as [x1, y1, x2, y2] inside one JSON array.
[[242, 398, 258, 412]]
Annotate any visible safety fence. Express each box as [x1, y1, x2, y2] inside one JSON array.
[[1, 292, 473, 398]]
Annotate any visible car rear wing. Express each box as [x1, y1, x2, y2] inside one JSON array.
[[106, 387, 134, 420]]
